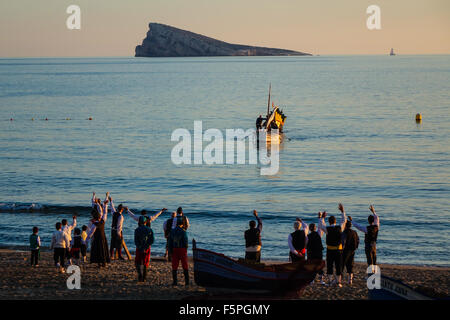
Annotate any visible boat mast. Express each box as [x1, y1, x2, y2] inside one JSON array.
[[267, 83, 271, 119]]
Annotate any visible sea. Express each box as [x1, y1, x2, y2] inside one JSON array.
[[0, 55, 449, 266]]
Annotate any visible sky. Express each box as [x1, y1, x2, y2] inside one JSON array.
[[0, 0, 449, 57]]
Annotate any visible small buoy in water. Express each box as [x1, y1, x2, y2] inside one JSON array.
[[31, 118, 34, 121], [10, 118, 13, 121], [45, 118, 48, 121], [66, 118, 70, 120], [88, 117, 92, 120], [415, 113, 422, 122]]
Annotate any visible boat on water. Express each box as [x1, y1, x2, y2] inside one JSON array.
[[368, 274, 447, 300], [192, 239, 324, 295], [390, 48, 396, 56], [256, 84, 287, 144]]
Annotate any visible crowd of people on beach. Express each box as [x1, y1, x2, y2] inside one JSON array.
[[243, 203, 380, 287], [29, 192, 379, 289]]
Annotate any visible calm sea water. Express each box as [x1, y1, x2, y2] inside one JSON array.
[[0, 55, 449, 266]]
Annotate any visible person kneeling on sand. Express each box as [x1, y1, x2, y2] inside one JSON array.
[[134, 216, 154, 282], [168, 218, 189, 286], [288, 218, 309, 262], [244, 210, 262, 262]]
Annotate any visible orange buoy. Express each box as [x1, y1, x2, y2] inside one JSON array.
[[415, 113, 422, 122], [88, 117, 92, 120]]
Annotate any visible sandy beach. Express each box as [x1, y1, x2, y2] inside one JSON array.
[[0, 247, 448, 300]]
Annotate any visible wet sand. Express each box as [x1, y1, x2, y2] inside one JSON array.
[[0, 248, 448, 300]]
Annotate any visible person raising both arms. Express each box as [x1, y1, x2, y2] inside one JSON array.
[[126, 206, 167, 227], [351, 205, 380, 273], [318, 203, 347, 287]]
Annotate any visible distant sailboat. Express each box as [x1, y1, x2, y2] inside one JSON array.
[[390, 48, 396, 56]]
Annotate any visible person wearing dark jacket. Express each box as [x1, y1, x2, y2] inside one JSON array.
[[307, 221, 325, 285], [318, 203, 347, 287], [341, 218, 359, 285], [352, 205, 380, 274], [168, 218, 189, 286], [244, 210, 262, 262], [288, 218, 308, 262], [134, 216, 154, 282]]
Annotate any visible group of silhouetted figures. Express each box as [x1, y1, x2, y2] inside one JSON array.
[[28, 193, 379, 288], [244, 204, 379, 287]]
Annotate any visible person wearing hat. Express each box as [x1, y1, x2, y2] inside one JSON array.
[[168, 217, 189, 286], [341, 218, 359, 285], [318, 203, 347, 287], [134, 216, 154, 282], [244, 210, 263, 262]]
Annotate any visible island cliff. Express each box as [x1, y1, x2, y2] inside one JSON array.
[[135, 23, 311, 57]]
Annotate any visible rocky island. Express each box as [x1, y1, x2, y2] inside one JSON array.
[[135, 23, 311, 57]]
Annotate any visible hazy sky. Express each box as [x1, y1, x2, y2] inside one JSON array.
[[0, 0, 449, 57]]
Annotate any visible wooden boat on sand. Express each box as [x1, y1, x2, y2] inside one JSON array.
[[192, 239, 324, 295]]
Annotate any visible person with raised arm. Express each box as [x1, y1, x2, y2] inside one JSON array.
[[126, 206, 167, 227], [288, 217, 309, 262], [86, 194, 110, 267], [163, 211, 178, 261], [341, 217, 359, 285], [307, 216, 325, 285], [109, 194, 125, 260], [318, 203, 347, 287], [351, 205, 380, 273], [244, 210, 263, 262], [134, 216, 154, 283], [61, 214, 77, 265]]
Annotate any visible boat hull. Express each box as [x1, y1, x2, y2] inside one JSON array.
[[193, 240, 324, 294], [368, 275, 434, 300]]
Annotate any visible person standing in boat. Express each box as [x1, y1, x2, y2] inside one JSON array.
[[351, 205, 379, 273], [109, 196, 125, 260], [288, 218, 309, 262], [341, 218, 359, 285], [307, 220, 325, 285], [256, 115, 264, 130], [244, 210, 263, 262], [318, 204, 347, 287]]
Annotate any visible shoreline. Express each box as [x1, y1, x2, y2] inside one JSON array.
[[0, 247, 449, 300], [0, 244, 448, 269]]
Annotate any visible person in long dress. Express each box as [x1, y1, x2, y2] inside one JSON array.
[[87, 193, 110, 267]]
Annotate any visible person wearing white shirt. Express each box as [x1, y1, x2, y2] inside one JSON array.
[[109, 197, 125, 260], [318, 203, 347, 287], [50, 222, 70, 272], [352, 205, 380, 273], [288, 218, 309, 262], [61, 215, 77, 265]]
